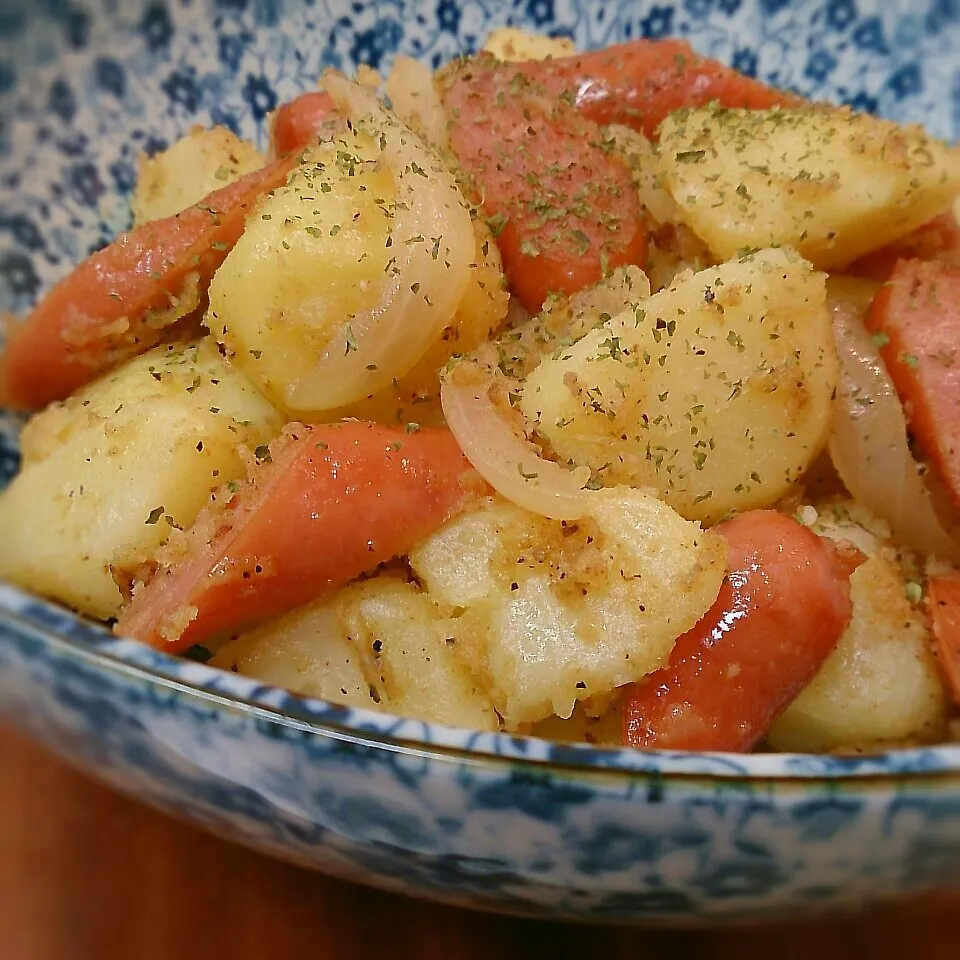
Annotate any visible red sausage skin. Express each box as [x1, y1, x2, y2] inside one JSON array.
[[269, 91, 337, 157], [623, 511, 854, 753]]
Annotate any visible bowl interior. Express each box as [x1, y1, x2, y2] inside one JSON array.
[[2, 0, 960, 780]]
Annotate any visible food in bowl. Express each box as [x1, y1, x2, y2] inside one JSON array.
[[1, 29, 959, 756]]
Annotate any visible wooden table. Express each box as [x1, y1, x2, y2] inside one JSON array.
[[1, 723, 956, 960]]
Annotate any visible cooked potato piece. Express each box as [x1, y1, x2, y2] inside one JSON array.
[[0, 342, 281, 619], [209, 135, 395, 413], [768, 511, 947, 752], [520, 248, 837, 522], [606, 124, 680, 227], [482, 27, 576, 61], [212, 605, 374, 710], [335, 578, 500, 730], [132, 126, 264, 224], [409, 490, 725, 726], [209, 91, 475, 417], [606, 124, 715, 293], [659, 105, 960, 270], [215, 575, 499, 727]]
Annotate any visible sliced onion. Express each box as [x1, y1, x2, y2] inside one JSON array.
[[441, 371, 591, 520], [283, 74, 474, 411], [827, 280, 960, 561], [385, 56, 449, 152]]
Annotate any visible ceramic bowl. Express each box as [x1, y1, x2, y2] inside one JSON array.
[[2, 0, 960, 927]]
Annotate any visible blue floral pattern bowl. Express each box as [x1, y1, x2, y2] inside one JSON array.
[[2, 0, 960, 926]]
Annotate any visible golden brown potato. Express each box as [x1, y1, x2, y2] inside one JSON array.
[[212, 604, 374, 710], [659, 105, 960, 270], [209, 81, 477, 417], [334, 577, 500, 730], [482, 27, 576, 61], [0, 342, 281, 619], [216, 575, 500, 729], [409, 489, 725, 726], [208, 135, 396, 412], [132, 126, 263, 224], [520, 248, 837, 522]]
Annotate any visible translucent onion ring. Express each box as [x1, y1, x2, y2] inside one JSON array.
[[441, 371, 591, 520], [385, 56, 450, 152], [827, 280, 960, 561]]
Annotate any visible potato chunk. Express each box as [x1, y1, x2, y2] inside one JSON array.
[[768, 509, 947, 752], [212, 604, 373, 710], [208, 135, 396, 413], [215, 576, 499, 730], [334, 578, 499, 730], [210, 82, 476, 417], [659, 105, 960, 270], [482, 28, 576, 62], [409, 490, 725, 725], [0, 342, 281, 619], [520, 248, 837, 522], [132, 126, 264, 224]]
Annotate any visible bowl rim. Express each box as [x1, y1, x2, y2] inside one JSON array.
[[3, 581, 960, 782]]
